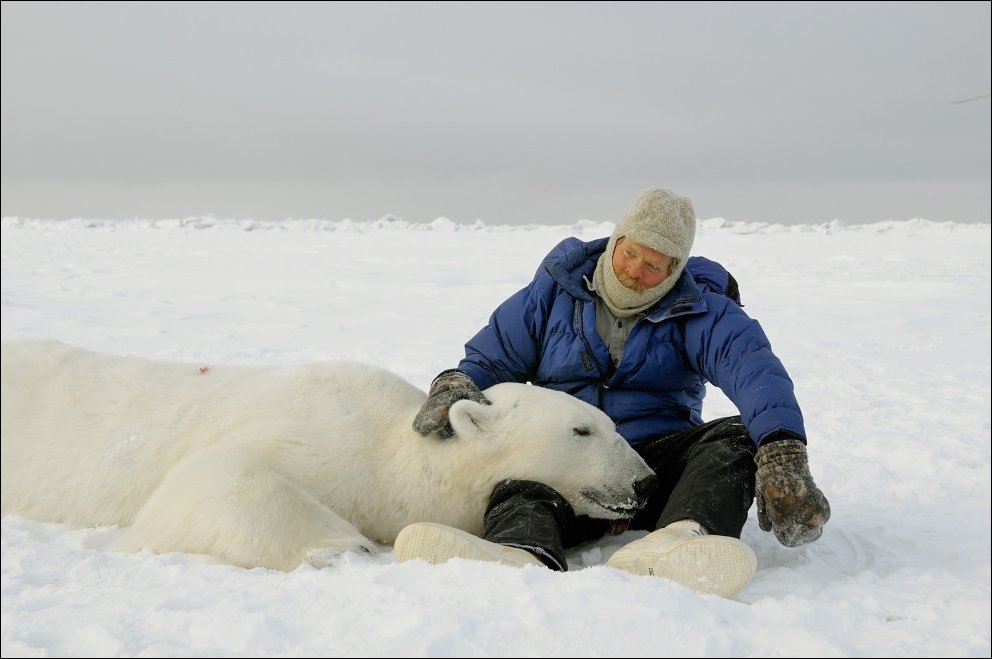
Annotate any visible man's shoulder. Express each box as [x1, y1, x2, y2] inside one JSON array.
[[534, 236, 606, 279], [685, 256, 742, 306], [541, 236, 607, 266], [532, 236, 606, 300]]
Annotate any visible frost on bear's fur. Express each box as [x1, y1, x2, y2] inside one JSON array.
[[1, 340, 655, 571]]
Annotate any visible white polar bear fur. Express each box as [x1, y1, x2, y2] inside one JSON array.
[[1, 340, 654, 571]]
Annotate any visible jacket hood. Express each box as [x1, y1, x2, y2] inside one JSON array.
[[541, 237, 704, 321]]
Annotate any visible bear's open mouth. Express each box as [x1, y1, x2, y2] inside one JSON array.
[[580, 490, 640, 516]]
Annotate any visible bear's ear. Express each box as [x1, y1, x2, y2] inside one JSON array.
[[448, 399, 497, 439]]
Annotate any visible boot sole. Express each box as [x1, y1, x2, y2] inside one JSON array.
[[394, 522, 542, 567], [607, 535, 757, 598]]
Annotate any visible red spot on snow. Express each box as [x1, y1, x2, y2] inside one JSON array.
[[199, 366, 209, 375]]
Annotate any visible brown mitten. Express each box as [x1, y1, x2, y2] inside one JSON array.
[[412, 369, 491, 439], [755, 439, 831, 547]]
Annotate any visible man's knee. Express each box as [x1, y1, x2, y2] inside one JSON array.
[[483, 479, 572, 571], [699, 417, 754, 454], [488, 479, 569, 511]]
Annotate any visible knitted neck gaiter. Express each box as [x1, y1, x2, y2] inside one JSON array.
[[592, 239, 680, 318]]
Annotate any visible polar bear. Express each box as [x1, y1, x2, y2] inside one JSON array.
[[1, 340, 656, 570]]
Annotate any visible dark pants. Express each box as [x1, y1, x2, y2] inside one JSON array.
[[483, 416, 757, 571]]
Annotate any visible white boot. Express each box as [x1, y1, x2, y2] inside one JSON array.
[[606, 520, 756, 597], [394, 522, 546, 568]]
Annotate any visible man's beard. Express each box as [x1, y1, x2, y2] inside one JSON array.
[[615, 270, 648, 293]]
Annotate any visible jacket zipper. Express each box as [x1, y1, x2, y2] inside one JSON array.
[[573, 298, 610, 408]]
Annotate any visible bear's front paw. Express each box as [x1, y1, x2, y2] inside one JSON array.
[[304, 540, 378, 568]]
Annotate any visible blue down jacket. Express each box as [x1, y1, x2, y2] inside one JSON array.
[[458, 237, 806, 447]]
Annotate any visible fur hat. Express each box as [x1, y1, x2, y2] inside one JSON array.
[[592, 187, 697, 317]]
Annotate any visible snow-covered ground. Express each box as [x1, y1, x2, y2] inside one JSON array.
[[2, 216, 989, 657]]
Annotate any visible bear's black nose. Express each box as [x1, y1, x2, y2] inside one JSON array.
[[634, 474, 658, 499]]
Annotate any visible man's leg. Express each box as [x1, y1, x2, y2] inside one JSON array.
[[607, 417, 758, 597], [632, 416, 756, 535], [395, 479, 605, 570]]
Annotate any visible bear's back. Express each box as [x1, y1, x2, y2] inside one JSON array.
[[0, 341, 427, 526]]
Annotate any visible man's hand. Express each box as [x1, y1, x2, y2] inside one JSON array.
[[413, 370, 491, 439], [755, 439, 831, 547]]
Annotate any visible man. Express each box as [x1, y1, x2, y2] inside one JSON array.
[[394, 187, 830, 597]]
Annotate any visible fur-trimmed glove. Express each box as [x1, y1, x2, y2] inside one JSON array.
[[755, 439, 831, 547], [413, 369, 491, 439]]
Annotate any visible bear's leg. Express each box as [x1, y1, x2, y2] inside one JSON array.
[[120, 442, 377, 570]]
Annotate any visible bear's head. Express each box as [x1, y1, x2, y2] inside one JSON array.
[[447, 383, 657, 520]]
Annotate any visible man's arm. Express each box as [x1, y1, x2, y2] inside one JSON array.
[[684, 296, 806, 445], [413, 277, 549, 438], [685, 295, 830, 547], [458, 280, 549, 390]]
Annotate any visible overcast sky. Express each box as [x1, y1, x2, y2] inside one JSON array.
[[2, 1, 989, 225]]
